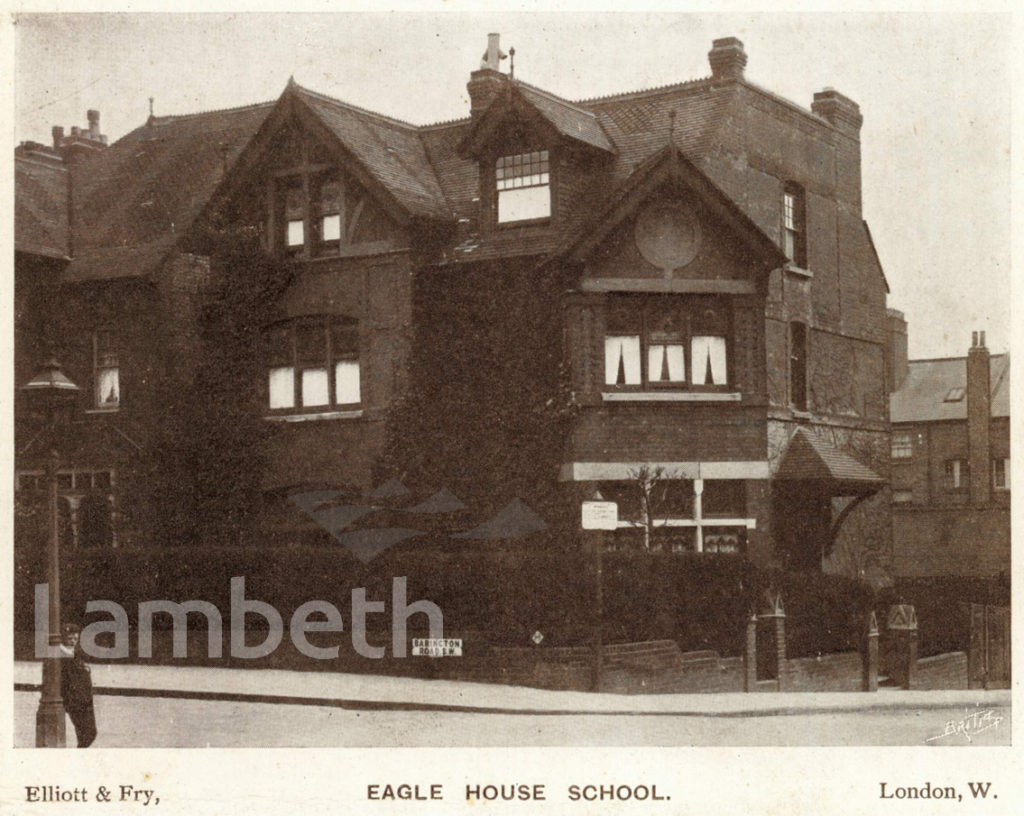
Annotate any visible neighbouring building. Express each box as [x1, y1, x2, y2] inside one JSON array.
[[889, 326, 1011, 577], [15, 35, 896, 574]]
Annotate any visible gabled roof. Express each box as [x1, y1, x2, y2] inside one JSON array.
[[63, 101, 274, 282], [15, 151, 69, 260], [891, 353, 1010, 423], [562, 142, 788, 267], [460, 79, 614, 157], [775, 428, 884, 492], [23, 53, 858, 277], [290, 83, 449, 221]]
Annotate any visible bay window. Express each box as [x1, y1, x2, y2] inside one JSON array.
[[266, 317, 361, 413], [604, 296, 729, 389]]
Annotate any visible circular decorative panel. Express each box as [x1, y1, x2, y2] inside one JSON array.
[[634, 201, 702, 272]]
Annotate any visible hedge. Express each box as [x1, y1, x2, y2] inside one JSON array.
[[14, 542, 874, 660]]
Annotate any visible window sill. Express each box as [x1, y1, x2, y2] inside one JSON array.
[[790, 409, 812, 419], [784, 263, 813, 278], [602, 391, 741, 403], [496, 217, 552, 230], [85, 407, 120, 415], [264, 409, 363, 423]]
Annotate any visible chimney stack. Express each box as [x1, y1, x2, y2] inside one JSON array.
[[708, 37, 747, 82], [467, 32, 508, 120], [88, 109, 100, 139], [966, 330, 992, 505], [812, 88, 863, 138], [51, 126, 64, 151], [885, 308, 909, 392]]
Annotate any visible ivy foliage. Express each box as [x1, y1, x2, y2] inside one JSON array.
[[379, 258, 579, 532], [144, 227, 295, 546]]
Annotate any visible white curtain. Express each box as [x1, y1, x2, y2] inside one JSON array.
[[605, 335, 641, 385], [268, 367, 295, 409], [648, 343, 686, 383], [335, 360, 361, 405], [691, 336, 727, 385], [96, 367, 119, 407], [301, 368, 330, 407]]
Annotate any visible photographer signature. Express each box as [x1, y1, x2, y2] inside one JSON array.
[[925, 708, 1003, 744]]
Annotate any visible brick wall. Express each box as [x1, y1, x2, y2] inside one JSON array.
[[913, 652, 968, 690], [788, 652, 863, 692], [570, 404, 767, 463]]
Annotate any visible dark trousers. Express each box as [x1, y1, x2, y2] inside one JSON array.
[[67, 706, 97, 748]]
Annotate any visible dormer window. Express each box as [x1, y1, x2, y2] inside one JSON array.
[[496, 150, 550, 223]]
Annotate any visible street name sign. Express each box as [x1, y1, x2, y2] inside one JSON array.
[[581, 501, 618, 530]]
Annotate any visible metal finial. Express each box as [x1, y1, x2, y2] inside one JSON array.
[[509, 46, 516, 79], [149, 97, 154, 117]]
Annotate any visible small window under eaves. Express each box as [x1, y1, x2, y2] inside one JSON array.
[[943, 387, 965, 403]]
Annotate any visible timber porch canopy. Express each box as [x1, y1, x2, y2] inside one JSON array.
[[773, 428, 886, 566]]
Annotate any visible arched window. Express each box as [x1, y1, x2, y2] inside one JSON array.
[[265, 317, 361, 413]]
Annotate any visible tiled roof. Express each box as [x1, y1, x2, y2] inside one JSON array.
[[15, 153, 69, 259], [515, 82, 613, 153], [775, 428, 884, 486], [63, 102, 274, 282], [292, 85, 449, 221], [26, 67, 835, 278], [890, 354, 1010, 423]]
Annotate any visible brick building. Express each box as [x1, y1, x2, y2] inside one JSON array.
[[15, 35, 895, 573], [889, 326, 1011, 577]]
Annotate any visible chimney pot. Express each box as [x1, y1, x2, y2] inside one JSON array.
[[708, 37, 747, 82], [980, 330, 986, 348], [88, 109, 100, 137], [972, 330, 979, 347]]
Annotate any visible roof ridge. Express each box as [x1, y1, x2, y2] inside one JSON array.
[[144, 100, 275, 126], [420, 116, 472, 130], [513, 79, 600, 118], [291, 81, 421, 130], [908, 353, 1008, 364], [573, 75, 712, 106]]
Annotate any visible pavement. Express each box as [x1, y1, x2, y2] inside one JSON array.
[[13, 660, 1012, 717]]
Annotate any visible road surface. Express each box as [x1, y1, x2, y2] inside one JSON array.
[[13, 690, 1010, 747]]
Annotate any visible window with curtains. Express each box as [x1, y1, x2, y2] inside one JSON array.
[[265, 317, 361, 413], [93, 330, 120, 409], [604, 296, 729, 389]]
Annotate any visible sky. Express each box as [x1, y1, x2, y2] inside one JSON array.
[[12, 12, 1012, 359]]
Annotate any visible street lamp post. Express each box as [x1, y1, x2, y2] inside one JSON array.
[[21, 359, 80, 748]]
